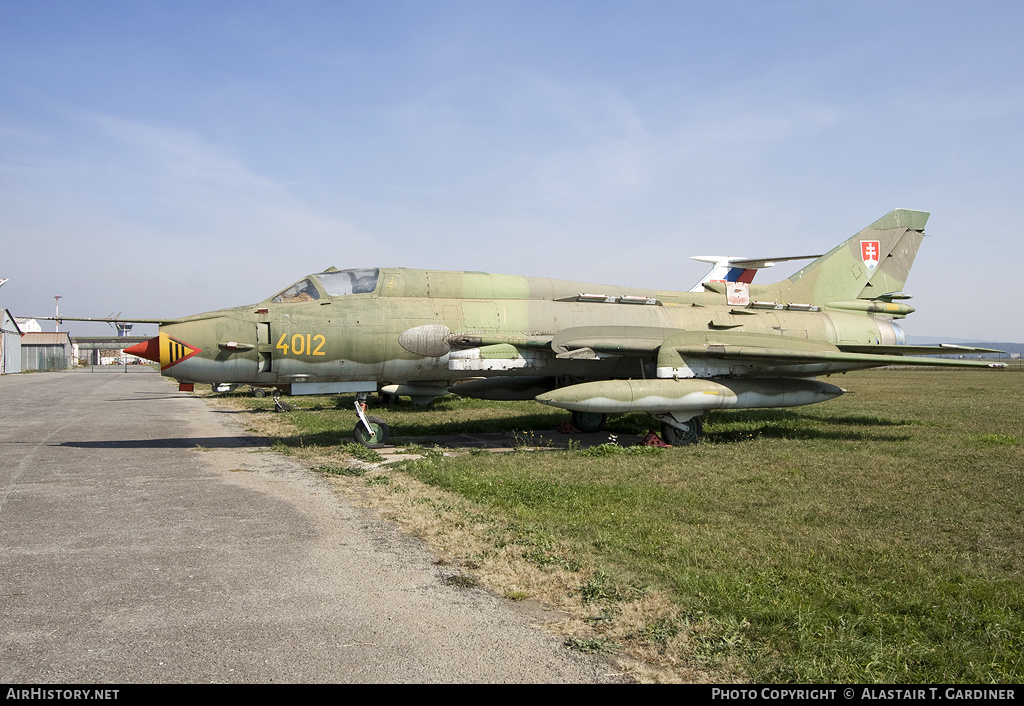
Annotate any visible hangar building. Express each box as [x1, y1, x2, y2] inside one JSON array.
[[20, 331, 74, 372]]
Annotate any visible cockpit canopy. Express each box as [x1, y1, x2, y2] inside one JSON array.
[[271, 268, 379, 303]]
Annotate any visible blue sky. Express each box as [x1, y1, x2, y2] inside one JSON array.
[[2, 1, 1023, 341]]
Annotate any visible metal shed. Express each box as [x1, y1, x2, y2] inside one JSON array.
[[1, 309, 22, 374], [20, 331, 73, 372]]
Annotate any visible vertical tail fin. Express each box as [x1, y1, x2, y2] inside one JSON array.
[[754, 209, 929, 306]]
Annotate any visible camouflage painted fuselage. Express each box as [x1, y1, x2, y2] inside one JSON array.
[[147, 208, 1004, 397], [158, 266, 908, 389]]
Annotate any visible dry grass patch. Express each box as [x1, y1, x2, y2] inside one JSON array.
[[223, 400, 729, 682]]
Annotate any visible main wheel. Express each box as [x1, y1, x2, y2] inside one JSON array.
[[353, 416, 390, 448], [571, 410, 606, 433], [660, 416, 702, 446]]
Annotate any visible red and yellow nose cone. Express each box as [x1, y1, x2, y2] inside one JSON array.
[[124, 332, 201, 371]]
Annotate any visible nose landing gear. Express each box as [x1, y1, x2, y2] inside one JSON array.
[[353, 392, 390, 448]]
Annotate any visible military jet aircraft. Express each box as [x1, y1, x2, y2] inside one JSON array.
[[57, 208, 1004, 447]]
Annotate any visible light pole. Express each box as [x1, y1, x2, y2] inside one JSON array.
[[54, 295, 62, 332]]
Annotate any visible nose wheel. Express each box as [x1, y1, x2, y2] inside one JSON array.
[[353, 393, 390, 448], [272, 388, 291, 413]]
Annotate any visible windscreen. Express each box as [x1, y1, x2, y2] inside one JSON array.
[[270, 278, 321, 303]]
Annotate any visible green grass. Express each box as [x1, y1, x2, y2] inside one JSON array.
[[220, 369, 1024, 682], [217, 385, 658, 439]]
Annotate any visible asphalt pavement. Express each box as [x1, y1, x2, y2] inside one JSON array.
[[0, 368, 625, 684]]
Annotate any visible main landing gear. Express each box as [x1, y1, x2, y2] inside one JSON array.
[[571, 410, 607, 434], [656, 413, 703, 446], [567, 410, 703, 446], [353, 392, 390, 448]]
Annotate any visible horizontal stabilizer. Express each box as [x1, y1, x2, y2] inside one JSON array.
[[670, 342, 1006, 370], [837, 343, 1004, 356]]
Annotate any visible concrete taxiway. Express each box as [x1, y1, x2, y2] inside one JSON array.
[[0, 368, 624, 683]]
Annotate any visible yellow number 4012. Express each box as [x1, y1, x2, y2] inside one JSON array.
[[277, 333, 327, 356]]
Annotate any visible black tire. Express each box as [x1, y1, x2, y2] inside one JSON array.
[[660, 417, 702, 446], [571, 410, 607, 433], [353, 416, 390, 448]]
